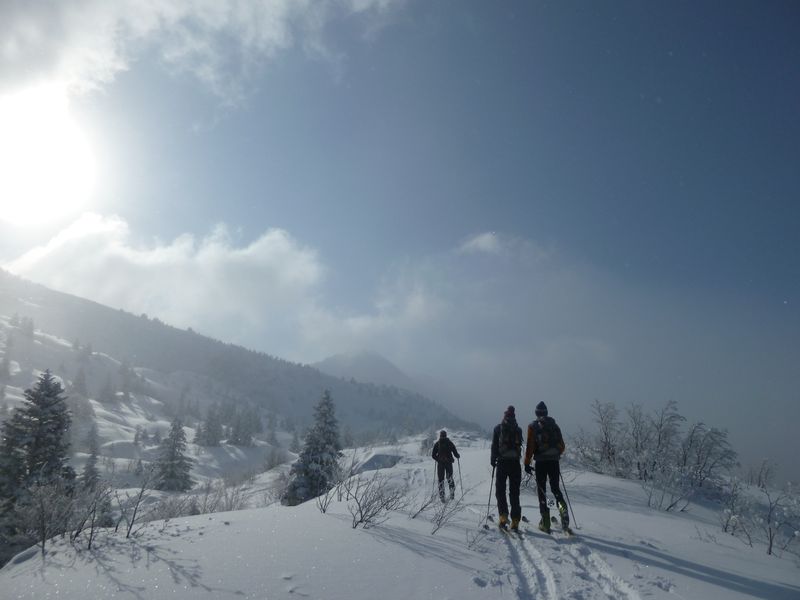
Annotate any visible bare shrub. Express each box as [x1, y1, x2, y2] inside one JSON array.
[[195, 480, 224, 514], [430, 487, 472, 535], [409, 490, 438, 519], [115, 463, 157, 538], [345, 471, 409, 529], [144, 495, 193, 522], [70, 482, 113, 550], [13, 479, 74, 556], [220, 481, 249, 512]]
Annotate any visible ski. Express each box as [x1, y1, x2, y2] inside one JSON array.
[[549, 515, 575, 536]]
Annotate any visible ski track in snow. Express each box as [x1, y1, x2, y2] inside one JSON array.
[[495, 529, 643, 600], [560, 541, 642, 600]]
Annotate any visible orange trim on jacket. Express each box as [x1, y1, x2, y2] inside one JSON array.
[[524, 417, 566, 466]]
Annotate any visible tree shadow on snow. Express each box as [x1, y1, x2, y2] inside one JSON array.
[[363, 523, 476, 573], [32, 526, 247, 600], [578, 534, 800, 600]]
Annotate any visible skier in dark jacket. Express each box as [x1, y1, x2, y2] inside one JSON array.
[[431, 430, 460, 502], [490, 406, 524, 530], [524, 401, 567, 533]]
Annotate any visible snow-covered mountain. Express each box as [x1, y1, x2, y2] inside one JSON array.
[[1, 433, 797, 599], [0, 269, 478, 443], [314, 350, 419, 391]]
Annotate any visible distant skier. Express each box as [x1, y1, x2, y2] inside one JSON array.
[[431, 430, 460, 502], [490, 406, 524, 530], [524, 401, 567, 533]]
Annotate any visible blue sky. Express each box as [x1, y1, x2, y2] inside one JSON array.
[[1, 1, 798, 477]]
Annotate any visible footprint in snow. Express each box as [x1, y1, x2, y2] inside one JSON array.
[[472, 576, 487, 588]]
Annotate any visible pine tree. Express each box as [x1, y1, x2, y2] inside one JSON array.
[[0, 356, 10, 381], [0, 369, 74, 540], [195, 405, 222, 446], [228, 411, 248, 446], [15, 371, 72, 484], [72, 367, 88, 397], [289, 430, 301, 454], [98, 376, 116, 404], [282, 390, 342, 505], [155, 418, 195, 492], [229, 408, 259, 447], [0, 412, 27, 502], [119, 359, 133, 401], [81, 424, 100, 490]]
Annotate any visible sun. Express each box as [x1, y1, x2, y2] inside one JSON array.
[[0, 84, 96, 227]]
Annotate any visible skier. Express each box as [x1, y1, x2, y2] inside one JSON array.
[[524, 401, 567, 533], [431, 430, 460, 502], [490, 405, 524, 530]]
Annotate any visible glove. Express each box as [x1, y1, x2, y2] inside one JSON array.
[[524, 464, 533, 475], [490, 458, 497, 467], [454, 453, 460, 459]]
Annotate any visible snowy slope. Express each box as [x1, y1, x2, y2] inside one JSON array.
[[1, 434, 798, 600]]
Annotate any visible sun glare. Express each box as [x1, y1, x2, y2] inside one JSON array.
[[0, 85, 96, 227]]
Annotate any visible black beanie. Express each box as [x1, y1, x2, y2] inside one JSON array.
[[439, 430, 447, 438], [504, 405, 515, 419], [535, 401, 548, 417]]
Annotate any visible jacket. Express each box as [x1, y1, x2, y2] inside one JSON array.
[[432, 438, 459, 463]]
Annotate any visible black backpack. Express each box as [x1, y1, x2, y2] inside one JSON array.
[[498, 420, 522, 459], [435, 439, 454, 462], [533, 417, 563, 452]]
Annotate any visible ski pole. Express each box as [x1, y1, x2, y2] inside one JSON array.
[[432, 462, 437, 498], [560, 470, 578, 529], [485, 465, 495, 525], [457, 457, 464, 495]]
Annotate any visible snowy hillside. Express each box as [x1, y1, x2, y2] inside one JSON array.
[[1, 434, 797, 600], [0, 269, 478, 438], [0, 312, 281, 487]]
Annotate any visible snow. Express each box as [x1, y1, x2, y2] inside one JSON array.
[[1, 434, 798, 600]]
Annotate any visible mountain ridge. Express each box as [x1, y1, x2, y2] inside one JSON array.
[[0, 268, 479, 437]]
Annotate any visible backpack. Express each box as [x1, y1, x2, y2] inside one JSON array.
[[498, 420, 522, 459], [435, 439, 454, 463], [533, 417, 563, 454]]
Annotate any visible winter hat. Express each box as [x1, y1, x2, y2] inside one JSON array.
[[535, 401, 548, 418], [504, 405, 515, 420], [439, 430, 447, 438]]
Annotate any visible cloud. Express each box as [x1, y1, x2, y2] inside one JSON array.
[[458, 232, 503, 255], [7, 215, 796, 485], [6, 213, 326, 351], [0, 0, 404, 103], [4, 212, 445, 362]]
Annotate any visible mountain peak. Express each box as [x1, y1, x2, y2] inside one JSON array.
[[313, 351, 417, 391]]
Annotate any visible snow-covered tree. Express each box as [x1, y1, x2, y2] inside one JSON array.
[[282, 390, 342, 506], [0, 372, 74, 563], [81, 424, 100, 490], [154, 418, 195, 492], [71, 367, 88, 397], [0, 371, 73, 489], [0, 356, 10, 380], [0, 413, 26, 502], [98, 376, 116, 404], [195, 404, 223, 447], [289, 430, 301, 453]]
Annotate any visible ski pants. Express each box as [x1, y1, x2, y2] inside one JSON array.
[[495, 460, 521, 520], [437, 461, 455, 499], [534, 460, 565, 516]]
